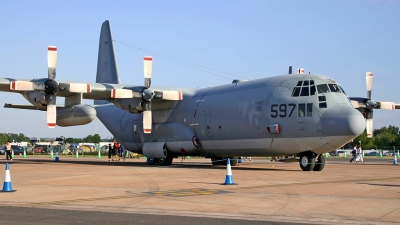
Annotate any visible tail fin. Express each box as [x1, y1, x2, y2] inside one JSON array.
[[95, 20, 120, 105]]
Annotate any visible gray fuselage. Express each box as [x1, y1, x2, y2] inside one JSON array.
[[95, 73, 365, 158]]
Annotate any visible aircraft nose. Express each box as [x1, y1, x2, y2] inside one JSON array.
[[320, 105, 365, 137]]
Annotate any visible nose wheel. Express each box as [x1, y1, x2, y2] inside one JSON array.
[[299, 151, 315, 171], [313, 154, 325, 171], [299, 151, 326, 171]]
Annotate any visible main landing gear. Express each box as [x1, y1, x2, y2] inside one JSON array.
[[299, 151, 325, 171], [146, 153, 174, 166], [211, 157, 238, 166]]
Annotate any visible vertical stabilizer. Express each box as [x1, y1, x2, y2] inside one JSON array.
[[95, 20, 120, 105]]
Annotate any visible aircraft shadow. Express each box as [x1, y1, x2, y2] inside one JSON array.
[[4, 158, 300, 172]]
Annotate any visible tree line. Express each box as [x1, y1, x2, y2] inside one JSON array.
[[0, 133, 112, 145], [348, 125, 400, 150]]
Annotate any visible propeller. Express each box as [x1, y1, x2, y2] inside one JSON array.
[[10, 46, 91, 128], [142, 56, 154, 133], [111, 56, 183, 133], [352, 72, 395, 138]]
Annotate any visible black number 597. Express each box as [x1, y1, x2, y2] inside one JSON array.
[[271, 104, 296, 118]]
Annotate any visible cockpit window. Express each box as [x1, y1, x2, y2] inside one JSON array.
[[300, 87, 309, 96], [338, 85, 347, 95], [317, 84, 330, 93], [292, 87, 301, 97], [328, 84, 341, 93], [292, 80, 315, 97]]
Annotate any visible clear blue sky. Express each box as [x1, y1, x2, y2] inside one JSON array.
[[0, 0, 399, 139]]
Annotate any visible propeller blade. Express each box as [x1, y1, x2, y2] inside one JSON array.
[[154, 91, 183, 100], [111, 89, 141, 98], [143, 110, 152, 133], [46, 94, 57, 128], [144, 56, 152, 88], [378, 101, 395, 110], [10, 81, 35, 91], [59, 83, 91, 93], [366, 72, 373, 99], [47, 46, 57, 80], [366, 118, 373, 138]]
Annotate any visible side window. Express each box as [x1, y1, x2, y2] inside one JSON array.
[[298, 103, 305, 117], [307, 103, 313, 117]]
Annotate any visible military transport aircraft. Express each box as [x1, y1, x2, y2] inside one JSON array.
[[1, 20, 399, 171]]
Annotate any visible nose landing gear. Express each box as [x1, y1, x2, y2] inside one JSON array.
[[299, 151, 325, 171]]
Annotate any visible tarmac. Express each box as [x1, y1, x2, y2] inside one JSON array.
[[0, 155, 399, 225]]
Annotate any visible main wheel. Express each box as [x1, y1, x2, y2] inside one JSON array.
[[158, 153, 173, 166], [313, 154, 325, 171], [229, 157, 238, 166], [299, 152, 315, 171], [146, 157, 157, 165], [211, 157, 225, 165]]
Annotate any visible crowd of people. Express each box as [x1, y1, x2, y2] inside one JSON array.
[[108, 141, 124, 162]]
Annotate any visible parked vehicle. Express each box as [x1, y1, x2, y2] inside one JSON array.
[[366, 152, 379, 156], [11, 145, 25, 155], [34, 146, 45, 154], [0, 146, 5, 155]]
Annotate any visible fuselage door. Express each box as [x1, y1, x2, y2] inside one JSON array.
[[132, 119, 143, 149], [205, 113, 213, 137]]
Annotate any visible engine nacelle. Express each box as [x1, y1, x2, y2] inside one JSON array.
[[57, 105, 96, 127], [22, 91, 47, 106], [112, 98, 143, 113], [142, 142, 167, 159]]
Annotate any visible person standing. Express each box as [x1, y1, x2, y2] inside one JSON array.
[[349, 145, 357, 163], [118, 145, 124, 161], [113, 141, 120, 161], [5, 141, 12, 161], [108, 143, 113, 162], [355, 144, 363, 163]]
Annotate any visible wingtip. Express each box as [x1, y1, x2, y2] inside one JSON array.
[[47, 123, 56, 128]]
